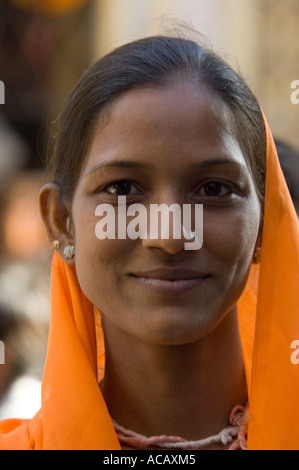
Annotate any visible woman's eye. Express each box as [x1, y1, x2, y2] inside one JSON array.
[[199, 182, 233, 198], [104, 181, 140, 196]]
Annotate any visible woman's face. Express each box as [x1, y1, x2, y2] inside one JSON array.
[[71, 80, 261, 345]]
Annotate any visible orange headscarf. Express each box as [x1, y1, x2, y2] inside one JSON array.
[[0, 115, 298, 450]]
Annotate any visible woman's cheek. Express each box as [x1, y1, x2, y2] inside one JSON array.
[[75, 231, 131, 301], [203, 206, 259, 265]]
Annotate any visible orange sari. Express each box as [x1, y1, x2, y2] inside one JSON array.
[[0, 116, 298, 450]]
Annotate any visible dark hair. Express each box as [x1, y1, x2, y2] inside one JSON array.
[[48, 35, 266, 203]]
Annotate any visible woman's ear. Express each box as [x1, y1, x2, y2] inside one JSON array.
[[39, 183, 75, 264]]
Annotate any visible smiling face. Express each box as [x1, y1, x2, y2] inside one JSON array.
[[70, 80, 261, 345]]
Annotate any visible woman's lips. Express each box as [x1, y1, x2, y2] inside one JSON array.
[[129, 268, 210, 293]]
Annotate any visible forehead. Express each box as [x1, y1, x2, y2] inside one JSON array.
[[84, 80, 245, 172]]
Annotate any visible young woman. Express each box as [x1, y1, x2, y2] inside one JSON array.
[[0, 35, 298, 450]]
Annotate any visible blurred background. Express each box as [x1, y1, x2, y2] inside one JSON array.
[[0, 0, 298, 420]]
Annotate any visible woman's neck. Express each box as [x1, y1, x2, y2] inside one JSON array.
[[100, 308, 247, 443]]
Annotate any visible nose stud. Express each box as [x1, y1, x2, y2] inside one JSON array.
[[182, 226, 195, 240]]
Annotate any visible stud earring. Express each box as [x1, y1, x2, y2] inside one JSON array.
[[52, 240, 60, 250], [253, 246, 261, 264], [63, 244, 75, 260]]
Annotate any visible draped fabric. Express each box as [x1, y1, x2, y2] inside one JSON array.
[[241, 116, 299, 450], [0, 115, 298, 450]]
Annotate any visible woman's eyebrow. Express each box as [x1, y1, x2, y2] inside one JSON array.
[[190, 159, 247, 170], [84, 158, 247, 179], [83, 160, 153, 178]]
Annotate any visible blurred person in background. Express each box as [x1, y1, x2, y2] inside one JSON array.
[[0, 154, 50, 420], [0, 0, 90, 422], [0, 0, 93, 424]]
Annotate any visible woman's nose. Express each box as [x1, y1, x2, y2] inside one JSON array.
[[141, 201, 190, 255], [142, 230, 186, 255]]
